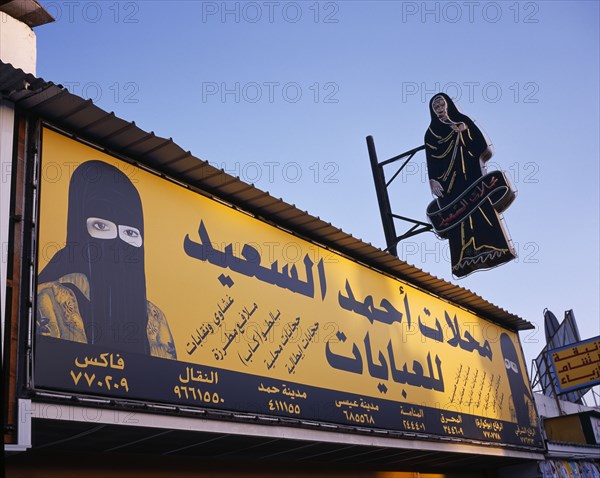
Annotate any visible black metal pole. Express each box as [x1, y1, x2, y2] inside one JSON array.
[[367, 135, 398, 256]]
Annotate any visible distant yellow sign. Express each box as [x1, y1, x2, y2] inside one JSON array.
[[550, 337, 600, 393], [33, 128, 542, 449]]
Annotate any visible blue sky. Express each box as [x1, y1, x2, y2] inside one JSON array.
[[35, 1, 599, 383]]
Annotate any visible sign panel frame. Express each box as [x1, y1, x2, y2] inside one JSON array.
[[548, 336, 600, 394], [31, 126, 544, 450]]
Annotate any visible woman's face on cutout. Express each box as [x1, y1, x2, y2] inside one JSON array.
[[432, 96, 449, 121]]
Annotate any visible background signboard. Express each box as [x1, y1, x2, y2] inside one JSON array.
[[548, 336, 600, 394], [534, 310, 590, 403], [33, 128, 543, 449]]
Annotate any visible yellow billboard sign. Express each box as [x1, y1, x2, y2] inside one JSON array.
[[34, 128, 542, 448], [550, 337, 600, 393]]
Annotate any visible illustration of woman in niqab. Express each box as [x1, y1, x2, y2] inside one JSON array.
[[425, 93, 516, 278], [501, 333, 537, 427], [36, 160, 176, 359]]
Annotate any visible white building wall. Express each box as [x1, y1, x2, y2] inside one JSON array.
[[0, 11, 37, 75], [534, 392, 597, 419]]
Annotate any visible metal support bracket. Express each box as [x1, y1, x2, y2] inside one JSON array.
[[367, 135, 431, 256]]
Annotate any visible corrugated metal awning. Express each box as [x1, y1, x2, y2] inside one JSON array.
[[0, 60, 533, 331], [7, 416, 541, 472]]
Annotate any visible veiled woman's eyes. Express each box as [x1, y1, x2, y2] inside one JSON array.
[[86, 217, 141, 246], [93, 221, 110, 231], [121, 228, 139, 238], [118, 225, 143, 247], [86, 217, 118, 239]]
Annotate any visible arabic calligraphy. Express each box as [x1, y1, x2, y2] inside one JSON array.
[[258, 383, 308, 400], [449, 365, 503, 419], [445, 312, 493, 359], [514, 425, 537, 445], [326, 331, 444, 393], [334, 396, 380, 425], [286, 322, 319, 374], [515, 426, 537, 437], [400, 406, 424, 418], [180, 222, 514, 427], [184, 220, 326, 298], [71, 353, 128, 392], [475, 371, 486, 408], [186, 294, 233, 355], [338, 280, 403, 325], [426, 171, 514, 236], [265, 316, 301, 370], [74, 352, 125, 370], [440, 413, 463, 425], [335, 398, 380, 412], [475, 418, 504, 432], [552, 340, 600, 363], [440, 413, 464, 436], [236, 309, 275, 365], [258, 383, 308, 415], [492, 374, 502, 413], [213, 302, 259, 361], [337, 282, 492, 360], [178, 366, 218, 384], [439, 176, 500, 229], [551, 338, 600, 391], [184, 286, 322, 376]]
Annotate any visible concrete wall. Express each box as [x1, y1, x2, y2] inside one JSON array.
[[0, 11, 37, 75]]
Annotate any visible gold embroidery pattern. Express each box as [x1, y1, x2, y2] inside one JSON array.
[[37, 282, 87, 343], [36, 275, 176, 359], [147, 301, 177, 360], [453, 237, 510, 274]]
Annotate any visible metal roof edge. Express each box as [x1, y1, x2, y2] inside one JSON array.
[[0, 0, 55, 28]]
